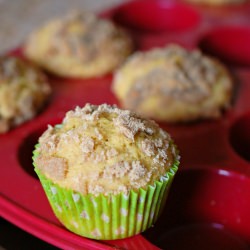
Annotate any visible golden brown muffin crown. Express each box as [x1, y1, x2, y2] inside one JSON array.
[[0, 56, 51, 133], [50, 11, 124, 62], [35, 103, 179, 196], [0, 56, 46, 83], [116, 44, 230, 104], [24, 11, 133, 77], [112, 44, 233, 122], [185, 0, 247, 5]]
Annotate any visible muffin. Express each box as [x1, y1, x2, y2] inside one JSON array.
[[112, 44, 233, 123], [33, 103, 179, 240], [0, 56, 51, 133], [24, 11, 133, 78], [185, 0, 247, 5]]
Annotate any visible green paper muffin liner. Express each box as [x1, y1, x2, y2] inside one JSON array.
[[33, 145, 179, 240]]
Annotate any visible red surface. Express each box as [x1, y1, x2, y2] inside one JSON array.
[[199, 26, 250, 67], [230, 112, 250, 162], [144, 168, 250, 248], [1, 0, 250, 249], [112, 0, 201, 32]]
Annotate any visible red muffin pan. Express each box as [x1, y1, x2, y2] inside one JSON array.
[[1, 0, 250, 249]]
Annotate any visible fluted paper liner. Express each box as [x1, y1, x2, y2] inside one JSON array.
[[33, 145, 179, 240]]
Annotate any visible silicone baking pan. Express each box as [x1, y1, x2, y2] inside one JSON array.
[[1, 0, 250, 249]]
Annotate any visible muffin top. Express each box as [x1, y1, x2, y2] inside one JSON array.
[[185, 0, 247, 5], [0, 56, 51, 133], [34, 104, 179, 196], [113, 44, 232, 105], [24, 10, 133, 78], [45, 11, 131, 62]]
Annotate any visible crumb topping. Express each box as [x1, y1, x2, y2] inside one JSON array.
[[81, 136, 95, 153], [106, 148, 118, 158], [103, 161, 130, 179], [64, 103, 156, 141], [0, 56, 51, 133], [116, 44, 231, 109], [113, 113, 155, 141], [94, 128, 103, 140], [49, 11, 131, 63], [35, 155, 68, 181], [35, 104, 179, 196], [0, 56, 46, 83]]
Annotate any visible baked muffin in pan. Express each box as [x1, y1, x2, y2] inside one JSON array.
[[112, 44, 233, 123], [24, 11, 133, 78], [0, 56, 51, 133], [185, 0, 248, 5], [33, 103, 179, 239]]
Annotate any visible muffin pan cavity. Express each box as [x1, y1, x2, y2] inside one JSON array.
[[112, 0, 201, 33], [154, 223, 249, 250], [1, 0, 250, 249], [199, 26, 250, 67], [230, 113, 250, 162], [18, 122, 60, 179], [143, 168, 250, 249], [18, 128, 45, 179]]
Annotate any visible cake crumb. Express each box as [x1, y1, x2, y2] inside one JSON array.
[[129, 161, 147, 182], [113, 113, 155, 141], [103, 161, 130, 179], [141, 139, 155, 157], [35, 156, 68, 181], [95, 128, 103, 140], [81, 136, 95, 153], [106, 148, 118, 159]]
